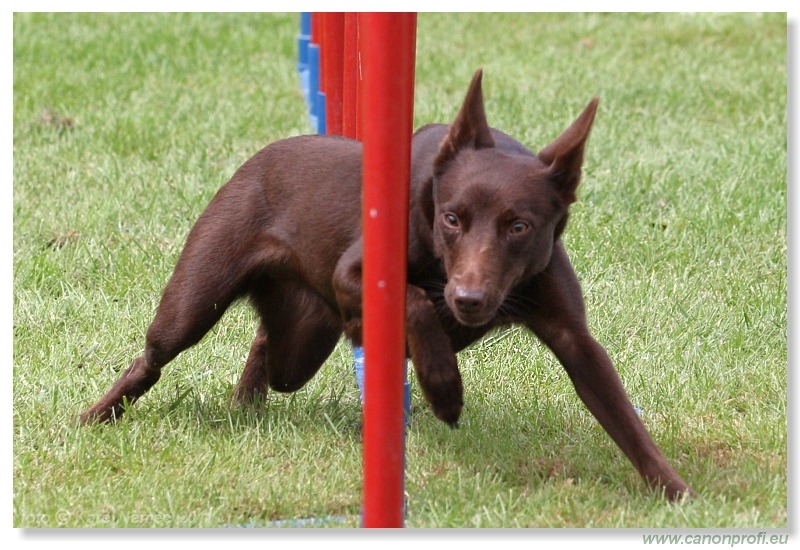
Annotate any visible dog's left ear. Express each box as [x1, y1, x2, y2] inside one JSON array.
[[539, 98, 599, 205], [434, 69, 496, 178]]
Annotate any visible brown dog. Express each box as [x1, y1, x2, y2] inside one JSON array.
[[81, 70, 691, 501]]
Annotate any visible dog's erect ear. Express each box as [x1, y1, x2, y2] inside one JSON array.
[[539, 98, 599, 205], [434, 69, 496, 177]]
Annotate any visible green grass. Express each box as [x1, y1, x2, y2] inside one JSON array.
[[13, 13, 786, 528]]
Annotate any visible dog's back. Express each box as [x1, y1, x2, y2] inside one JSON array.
[[209, 134, 364, 297]]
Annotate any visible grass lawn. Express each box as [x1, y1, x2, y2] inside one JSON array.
[[13, 13, 787, 529]]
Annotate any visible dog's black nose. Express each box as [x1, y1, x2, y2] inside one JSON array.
[[453, 286, 486, 313]]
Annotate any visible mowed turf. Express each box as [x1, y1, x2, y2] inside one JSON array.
[[13, 13, 786, 528]]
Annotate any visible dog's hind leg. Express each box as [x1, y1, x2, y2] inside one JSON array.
[[233, 322, 270, 403], [79, 187, 297, 424], [78, 236, 258, 424], [79, 264, 242, 423], [232, 281, 343, 402]]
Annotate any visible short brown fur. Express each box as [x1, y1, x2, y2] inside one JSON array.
[[81, 70, 692, 501]]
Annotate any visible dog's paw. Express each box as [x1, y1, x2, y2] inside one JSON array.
[[664, 480, 696, 504], [420, 368, 464, 427], [407, 323, 464, 427], [432, 397, 462, 427], [77, 406, 114, 425]]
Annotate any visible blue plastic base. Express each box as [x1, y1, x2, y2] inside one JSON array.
[[353, 347, 411, 425]]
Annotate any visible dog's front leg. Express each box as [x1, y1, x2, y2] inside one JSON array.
[[333, 242, 463, 426], [522, 245, 692, 501], [405, 284, 464, 427]]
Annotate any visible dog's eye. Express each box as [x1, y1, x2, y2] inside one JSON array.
[[442, 213, 460, 228], [509, 221, 530, 235]]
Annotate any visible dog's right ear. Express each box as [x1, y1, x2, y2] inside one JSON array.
[[434, 69, 496, 178], [538, 97, 599, 205]]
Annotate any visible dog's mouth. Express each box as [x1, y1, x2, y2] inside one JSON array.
[[452, 310, 496, 327]]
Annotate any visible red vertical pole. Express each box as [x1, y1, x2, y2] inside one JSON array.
[[355, 15, 365, 141], [342, 13, 359, 139], [323, 13, 345, 135], [359, 12, 417, 528]]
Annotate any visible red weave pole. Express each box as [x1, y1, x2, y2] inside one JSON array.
[[310, 12, 320, 50], [342, 13, 359, 139], [355, 14, 365, 141], [323, 13, 345, 135], [359, 12, 417, 528]]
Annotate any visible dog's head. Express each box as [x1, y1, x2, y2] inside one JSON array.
[[432, 69, 598, 327]]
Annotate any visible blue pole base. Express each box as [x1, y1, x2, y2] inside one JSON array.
[[353, 346, 411, 426]]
